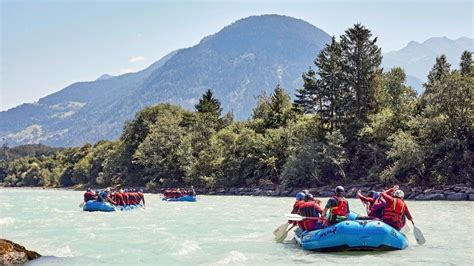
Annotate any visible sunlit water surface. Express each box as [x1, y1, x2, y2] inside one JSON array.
[[0, 188, 473, 265]]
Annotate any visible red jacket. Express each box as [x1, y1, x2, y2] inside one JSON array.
[[381, 192, 412, 230], [84, 191, 96, 202], [113, 192, 125, 206]]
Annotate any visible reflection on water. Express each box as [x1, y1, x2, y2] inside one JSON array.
[[0, 188, 472, 265]]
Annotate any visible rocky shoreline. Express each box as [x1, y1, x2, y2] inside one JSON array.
[[189, 183, 474, 201], [0, 239, 41, 265], [2, 183, 473, 201]]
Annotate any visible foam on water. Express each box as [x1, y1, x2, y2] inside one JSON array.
[[0, 217, 15, 226], [214, 251, 248, 265]]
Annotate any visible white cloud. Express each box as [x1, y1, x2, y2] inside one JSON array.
[[129, 56, 145, 63]]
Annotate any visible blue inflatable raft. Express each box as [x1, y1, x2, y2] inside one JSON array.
[[162, 195, 197, 202], [294, 217, 408, 251], [83, 201, 142, 212]]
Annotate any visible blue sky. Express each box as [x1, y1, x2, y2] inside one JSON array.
[[1, 0, 473, 111]]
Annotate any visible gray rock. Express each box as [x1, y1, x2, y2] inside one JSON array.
[[446, 193, 468, 201], [469, 194, 474, 201], [425, 193, 445, 200], [414, 194, 428, 200], [319, 191, 333, 197]]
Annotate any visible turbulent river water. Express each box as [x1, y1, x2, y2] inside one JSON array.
[[0, 188, 473, 265]]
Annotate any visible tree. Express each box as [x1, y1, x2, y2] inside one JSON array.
[[315, 36, 348, 131], [195, 89, 222, 118], [253, 85, 294, 130], [460, 50, 473, 76], [340, 23, 382, 122], [294, 68, 318, 114], [420, 55, 451, 111]]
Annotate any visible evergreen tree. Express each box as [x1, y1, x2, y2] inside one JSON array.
[[340, 24, 382, 122], [195, 89, 222, 117], [315, 36, 347, 131], [423, 55, 451, 93], [293, 68, 318, 114], [460, 51, 473, 76]]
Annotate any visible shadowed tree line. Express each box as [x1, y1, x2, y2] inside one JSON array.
[[1, 24, 472, 189]]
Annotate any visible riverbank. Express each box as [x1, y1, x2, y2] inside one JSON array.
[[191, 183, 474, 201], [1, 183, 473, 200]]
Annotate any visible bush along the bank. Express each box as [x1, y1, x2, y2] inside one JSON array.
[[1, 24, 472, 192]]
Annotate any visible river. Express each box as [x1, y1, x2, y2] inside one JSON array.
[[0, 188, 472, 265]]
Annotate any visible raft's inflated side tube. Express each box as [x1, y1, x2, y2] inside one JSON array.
[[294, 213, 408, 252], [82, 201, 142, 212], [162, 195, 197, 202]]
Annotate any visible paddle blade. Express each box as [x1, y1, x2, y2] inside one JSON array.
[[274, 230, 289, 243], [273, 223, 289, 237], [79, 202, 85, 208], [413, 225, 426, 245]]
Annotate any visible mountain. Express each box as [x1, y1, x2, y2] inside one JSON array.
[[383, 37, 473, 92], [96, 74, 113, 81], [0, 15, 331, 147]]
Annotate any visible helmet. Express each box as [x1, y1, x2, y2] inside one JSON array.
[[335, 186, 345, 195], [393, 190, 404, 198], [367, 190, 375, 198], [304, 193, 314, 201], [302, 189, 309, 194], [86, 188, 91, 192], [295, 192, 305, 201]]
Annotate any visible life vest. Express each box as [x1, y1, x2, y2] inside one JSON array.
[[128, 193, 138, 205], [331, 196, 348, 217], [113, 193, 125, 206], [84, 191, 96, 202], [298, 202, 323, 231], [122, 193, 129, 205], [382, 198, 406, 230], [299, 202, 321, 218]]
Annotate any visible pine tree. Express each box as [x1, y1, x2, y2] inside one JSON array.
[[195, 89, 222, 118], [460, 51, 473, 76], [420, 55, 451, 111], [315, 36, 346, 131], [340, 24, 382, 122], [293, 68, 318, 114]]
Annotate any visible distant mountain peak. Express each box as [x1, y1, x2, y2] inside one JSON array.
[[96, 74, 113, 81], [1, 15, 331, 147]]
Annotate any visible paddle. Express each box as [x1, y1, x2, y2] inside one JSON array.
[[285, 214, 322, 221], [412, 222, 426, 245], [79, 202, 85, 208], [273, 223, 289, 236], [275, 224, 296, 243], [401, 224, 411, 234]]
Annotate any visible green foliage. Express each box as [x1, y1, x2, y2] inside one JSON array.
[[1, 26, 472, 190]]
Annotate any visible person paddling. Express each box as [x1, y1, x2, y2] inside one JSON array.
[[113, 190, 125, 206], [323, 186, 350, 225], [298, 194, 324, 231], [98, 188, 116, 205], [188, 186, 196, 197], [357, 190, 385, 219], [381, 185, 414, 231], [83, 188, 96, 202]]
